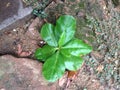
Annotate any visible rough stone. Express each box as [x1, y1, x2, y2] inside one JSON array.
[[0, 55, 57, 90], [0, 0, 33, 31]]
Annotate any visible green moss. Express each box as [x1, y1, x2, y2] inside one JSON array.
[[78, 2, 85, 9], [69, 0, 75, 2], [0, 71, 5, 80]]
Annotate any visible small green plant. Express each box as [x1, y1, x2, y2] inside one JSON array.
[[35, 15, 92, 82]]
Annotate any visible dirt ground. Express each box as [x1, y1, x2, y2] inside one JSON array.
[[0, 0, 120, 90]]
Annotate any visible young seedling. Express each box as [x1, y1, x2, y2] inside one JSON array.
[[34, 15, 92, 82]]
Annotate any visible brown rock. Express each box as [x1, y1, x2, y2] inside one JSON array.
[[0, 55, 57, 90]]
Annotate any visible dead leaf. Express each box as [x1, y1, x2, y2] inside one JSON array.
[[96, 64, 104, 72]]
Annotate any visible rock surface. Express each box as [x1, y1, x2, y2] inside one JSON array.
[[0, 55, 57, 90], [0, 0, 32, 31], [0, 55, 105, 90]]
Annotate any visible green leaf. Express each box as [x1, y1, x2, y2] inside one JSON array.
[[61, 38, 92, 57], [63, 54, 83, 71], [35, 15, 93, 82], [58, 27, 75, 46], [34, 45, 56, 61], [41, 23, 58, 46], [55, 15, 76, 46], [43, 51, 65, 82]]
